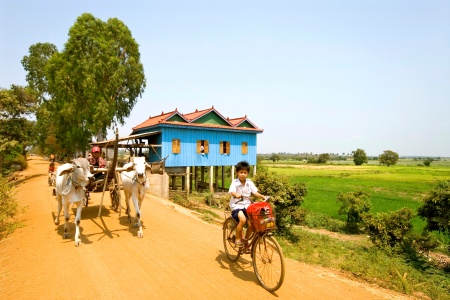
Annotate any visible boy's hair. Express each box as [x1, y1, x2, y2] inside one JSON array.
[[235, 161, 250, 172]]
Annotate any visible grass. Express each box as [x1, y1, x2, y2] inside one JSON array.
[[279, 227, 450, 299]]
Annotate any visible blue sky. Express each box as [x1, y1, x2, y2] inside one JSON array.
[[1, 0, 449, 156]]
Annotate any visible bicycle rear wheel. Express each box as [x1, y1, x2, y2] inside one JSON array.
[[252, 235, 285, 292], [223, 217, 241, 262]]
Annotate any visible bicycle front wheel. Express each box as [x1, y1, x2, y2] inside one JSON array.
[[223, 217, 241, 262], [252, 235, 285, 292]]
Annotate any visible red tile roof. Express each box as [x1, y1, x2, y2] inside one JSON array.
[[132, 106, 263, 132]]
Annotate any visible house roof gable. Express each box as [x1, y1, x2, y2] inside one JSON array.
[[132, 106, 263, 132]]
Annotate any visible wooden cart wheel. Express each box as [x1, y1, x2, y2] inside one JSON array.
[[110, 183, 120, 212]]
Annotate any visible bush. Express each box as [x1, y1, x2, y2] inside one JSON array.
[[417, 180, 450, 236], [402, 231, 439, 255], [253, 169, 307, 231], [423, 159, 432, 167], [1, 146, 28, 175], [336, 190, 371, 233], [0, 176, 20, 239], [362, 207, 415, 251]]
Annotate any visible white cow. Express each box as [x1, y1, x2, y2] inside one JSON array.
[[120, 156, 151, 238], [54, 158, 94, 246]]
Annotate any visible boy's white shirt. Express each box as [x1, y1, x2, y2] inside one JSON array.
[[229, 178, 258, 210]]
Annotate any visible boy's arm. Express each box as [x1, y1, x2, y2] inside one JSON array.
[[252, 191, 266, 200]]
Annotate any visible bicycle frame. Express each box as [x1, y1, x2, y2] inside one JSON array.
[[224, 211, 272, 255]]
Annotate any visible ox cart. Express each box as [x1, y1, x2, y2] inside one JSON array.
[[83, 129, 122, 216], [86, 129, 165, 217]]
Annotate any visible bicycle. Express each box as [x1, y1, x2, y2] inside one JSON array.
[[222, 197, 285, 292]]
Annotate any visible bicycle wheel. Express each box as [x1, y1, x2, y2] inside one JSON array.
[[252, 235, 285, 292], [223, 217, 241, 262]]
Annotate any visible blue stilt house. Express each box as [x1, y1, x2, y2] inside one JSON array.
[[129, 106, 264, 196]]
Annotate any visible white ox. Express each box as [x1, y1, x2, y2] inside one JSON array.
[[54, 158, 94, 246], [120, 156, 151, 238]]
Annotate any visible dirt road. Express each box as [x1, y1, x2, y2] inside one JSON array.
[[0, 157, 414, 299]]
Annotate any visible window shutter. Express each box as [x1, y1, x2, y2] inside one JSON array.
[[219, 141, 224, 154], [204, 140, 209, 153], [196, 140, 201, 153], [226, 141, 230, 154], [242, 142, 248, 154], [172, 139, 180, 154]]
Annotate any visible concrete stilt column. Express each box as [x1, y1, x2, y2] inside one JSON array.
[[209, 166, 214, 192], [186, 166, 190, 194]]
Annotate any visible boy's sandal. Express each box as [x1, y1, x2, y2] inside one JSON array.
[[235, 241, 244, 247]]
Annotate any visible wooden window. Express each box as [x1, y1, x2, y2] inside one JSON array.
[[242, 142, 248, 154], [220, 141, 230, 154], [172, 139, 181, 154], [196, 140, 209, 154]]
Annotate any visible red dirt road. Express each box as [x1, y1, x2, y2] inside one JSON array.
[[0, 157, 415, 299]]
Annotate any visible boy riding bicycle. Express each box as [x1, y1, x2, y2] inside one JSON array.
[[229, 161, 266, 248]]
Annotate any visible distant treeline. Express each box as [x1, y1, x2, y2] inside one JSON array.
[[257, 152, 445, 162]]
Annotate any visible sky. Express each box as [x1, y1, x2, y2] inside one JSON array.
[[1, 0, 449, 157]]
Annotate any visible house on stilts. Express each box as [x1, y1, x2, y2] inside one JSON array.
[[97, 106, 263, 199]]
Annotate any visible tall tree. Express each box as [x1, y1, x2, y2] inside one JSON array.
[[22, 13, 146, 152], [21, 43, 58, 103], [378, 150, 399, 167]]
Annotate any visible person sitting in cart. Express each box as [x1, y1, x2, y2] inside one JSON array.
[[88, 146, 106, 179], [229, 161, 266, 248], [48, 162, 56, 184]]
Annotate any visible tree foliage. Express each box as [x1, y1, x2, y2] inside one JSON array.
[[22, 13, 146, 153], [269, 153, 280, 162], [379, 150, 399, 167], [21, 42, 58, 103], [352, 148, 368, 166], [253, 169, 308, 231], [417, 180, 450, 236], [0, 86, 37, 173], [336, 190, 371, 232]]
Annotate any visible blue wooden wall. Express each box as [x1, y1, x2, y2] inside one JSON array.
[[141, 125, 259, 167]]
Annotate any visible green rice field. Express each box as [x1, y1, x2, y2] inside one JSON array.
[[264, 160, 450, 233]]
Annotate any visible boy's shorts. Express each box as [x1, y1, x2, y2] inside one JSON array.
[[232, 208, 248, 223]]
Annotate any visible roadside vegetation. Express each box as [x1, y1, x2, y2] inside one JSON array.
[[0, 176, 24, 239]]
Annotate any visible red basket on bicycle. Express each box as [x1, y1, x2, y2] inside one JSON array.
[[247, 202, 276, 232]]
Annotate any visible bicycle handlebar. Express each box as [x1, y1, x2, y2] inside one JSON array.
[[235, 196, 270, 203]]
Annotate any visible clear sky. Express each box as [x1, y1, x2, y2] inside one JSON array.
[[1, 0, 449, 157]]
